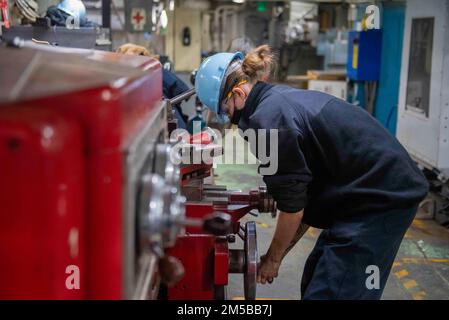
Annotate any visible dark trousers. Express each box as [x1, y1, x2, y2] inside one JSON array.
[[301, 206, 417, 300]]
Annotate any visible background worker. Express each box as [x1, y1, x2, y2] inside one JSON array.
[[116, 43, 191, 129], [193, 45, 429, 299]]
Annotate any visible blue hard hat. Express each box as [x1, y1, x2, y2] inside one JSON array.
[[195, 52, 244, 123], [57, 0, 86, 21]]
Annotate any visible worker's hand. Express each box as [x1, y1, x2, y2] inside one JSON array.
[[257, 254, 281, 285]]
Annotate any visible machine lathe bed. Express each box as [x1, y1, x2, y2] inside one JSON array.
[[0, 42, 277, 300]]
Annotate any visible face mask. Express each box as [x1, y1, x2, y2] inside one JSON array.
[[230, 108, 243, 125]]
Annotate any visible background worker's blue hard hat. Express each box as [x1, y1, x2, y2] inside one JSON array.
[[57, 0, 86, 20], [195, 52, 244, 122]]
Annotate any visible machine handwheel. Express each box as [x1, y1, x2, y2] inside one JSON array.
[[243, 221, 258, 300]]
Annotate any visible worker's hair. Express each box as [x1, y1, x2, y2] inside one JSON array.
[[242, 44, 274, 81], [221, 45, 275, 102], [116, 43, 160, 60]]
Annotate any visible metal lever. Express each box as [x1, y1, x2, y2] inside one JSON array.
[[166, 88, 196, 130], [168, 88, 195, 106], [201, 212, 232, 235], [181, 212, 232, 236]]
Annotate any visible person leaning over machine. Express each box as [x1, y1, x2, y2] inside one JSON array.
[[193, 45, 429, 300], [116, 43, 191, 129]]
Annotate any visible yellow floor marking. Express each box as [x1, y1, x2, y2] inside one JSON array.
[[394, 269, 409, 279], [392, 260, 429, 299], [402, 257, 449, 265], [401, 258, 423, 264], [403, 279, 418, 289], [412, 291, 427, 300], [412, 220, 426, 228], [428, 258, 449, 263], [411, 219, 433, 234], [256, 222, 270, 228]]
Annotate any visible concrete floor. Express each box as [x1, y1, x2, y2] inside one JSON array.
[[214, 162, 449, 300]]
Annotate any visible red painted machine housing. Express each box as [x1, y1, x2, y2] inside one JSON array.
[[0, 46, 163, 299], [166, 142, 267, 300], [0, 108, 85, 299]]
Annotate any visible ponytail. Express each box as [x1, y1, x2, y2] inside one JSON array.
[[242, 45, 274, 81], [220, 45, 275, 103]]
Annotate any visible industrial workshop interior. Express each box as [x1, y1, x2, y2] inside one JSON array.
[[0, 0, 449, 308]]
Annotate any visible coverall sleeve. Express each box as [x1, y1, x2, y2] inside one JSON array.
[[248, 103, 312, 213], [162, 69, 190, 125], [162, 69, 190, 99]]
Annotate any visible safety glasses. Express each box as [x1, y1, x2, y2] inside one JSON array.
[[220, 80, 248, 113]]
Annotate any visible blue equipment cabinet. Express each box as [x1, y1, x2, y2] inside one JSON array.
[[374, 3, 405, 135], [347, 30, 383, 81]]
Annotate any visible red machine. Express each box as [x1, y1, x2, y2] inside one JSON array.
[[161, 123, 277, 300], [0, 44, 170, 299], [168, 177, 276, 300]]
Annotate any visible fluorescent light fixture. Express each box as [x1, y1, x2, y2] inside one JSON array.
[[160, 10, 168, 28], [232, 0, 245, 4]]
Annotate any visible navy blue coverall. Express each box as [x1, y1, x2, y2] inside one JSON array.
[[162, 69, 190, 129], [238, 82, 429, 299]]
